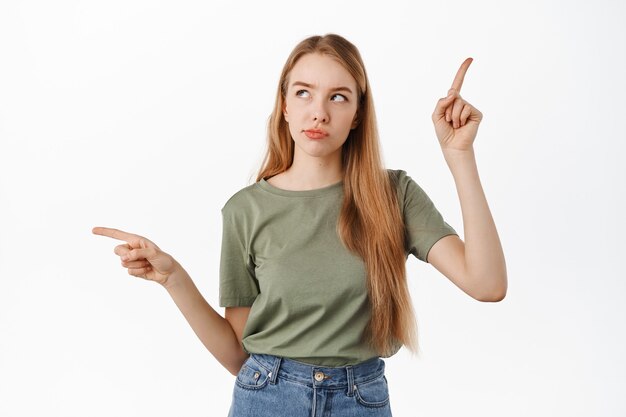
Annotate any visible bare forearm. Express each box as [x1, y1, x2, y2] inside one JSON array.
[[163, 263, 248, 374], [443, 148, 507, 299]]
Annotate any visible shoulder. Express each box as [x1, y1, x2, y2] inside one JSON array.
[[221, 182, 262, 218], [386, 168, 424, 195], [386, 168, 416, 185], [385, 168, 434, 211]]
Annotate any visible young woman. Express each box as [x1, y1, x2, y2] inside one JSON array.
[[93, 33, 506, 417]]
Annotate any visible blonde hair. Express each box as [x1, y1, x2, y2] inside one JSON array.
[[256, 34, 418, 357]]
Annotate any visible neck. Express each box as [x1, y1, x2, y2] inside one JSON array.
[[283, 148, 343, 190]]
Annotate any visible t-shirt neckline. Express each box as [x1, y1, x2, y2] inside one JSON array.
[[258, 177, 343, 197]]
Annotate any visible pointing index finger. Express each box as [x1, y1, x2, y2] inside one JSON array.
[[450, 57, 473, 93], [92, 227, 138, 243]]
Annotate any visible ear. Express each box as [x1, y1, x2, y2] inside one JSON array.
[[351, 112, 359, 129]]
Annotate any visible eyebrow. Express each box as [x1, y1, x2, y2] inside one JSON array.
[[291, 81, 354, 95]]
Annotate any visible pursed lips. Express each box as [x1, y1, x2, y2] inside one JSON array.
[[303, 128, 329, 137]]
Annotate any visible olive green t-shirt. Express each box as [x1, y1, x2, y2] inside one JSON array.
[[218, 169, 457, 367]]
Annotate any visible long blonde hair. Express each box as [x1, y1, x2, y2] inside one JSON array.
[[256, 34, 418, 357]]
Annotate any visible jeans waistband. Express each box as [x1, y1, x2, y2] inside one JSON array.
[[249, 353, 386, 391]]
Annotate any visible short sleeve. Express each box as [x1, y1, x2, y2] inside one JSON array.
[[393, 170, 458, 263], [218, 208, 260, 307]]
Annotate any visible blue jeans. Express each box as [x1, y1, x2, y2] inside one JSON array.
[[227, 352, 393, 417]]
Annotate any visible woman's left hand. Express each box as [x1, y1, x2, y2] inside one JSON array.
[[432, 58, 483, 152]]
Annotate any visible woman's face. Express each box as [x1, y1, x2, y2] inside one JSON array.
[[283, 53, 359, 161]]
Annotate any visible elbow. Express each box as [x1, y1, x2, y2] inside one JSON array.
[[477, 288, 507, 302], [229, 364, 242, 377], [473, 274, 508, 302], [224, 365, 243, 376], [229, 362, 239, 376], [228, 353, 250, 377]]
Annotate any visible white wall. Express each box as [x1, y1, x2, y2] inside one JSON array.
[[1, 0, 624, 416]]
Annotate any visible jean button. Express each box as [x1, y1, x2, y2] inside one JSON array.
[[314, 372, 324, 382]]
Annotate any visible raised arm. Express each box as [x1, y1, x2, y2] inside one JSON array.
[[425, 59, 507, 302]]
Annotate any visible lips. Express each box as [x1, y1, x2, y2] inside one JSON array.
[[304, 129, 328, 139]]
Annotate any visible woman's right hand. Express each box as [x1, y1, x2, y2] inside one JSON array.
[[92, 226, 180, 287]]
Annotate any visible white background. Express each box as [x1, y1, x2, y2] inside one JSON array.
[[1, 0, 625, 416]]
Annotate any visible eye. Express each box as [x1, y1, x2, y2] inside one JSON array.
[[331, 94, 347, 102], [295, 89, 310, 97]]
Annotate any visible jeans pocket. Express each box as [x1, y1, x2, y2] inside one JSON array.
[[235, 356, 272, 391], [354, 374, 390, 408]]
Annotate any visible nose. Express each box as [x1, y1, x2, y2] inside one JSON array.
[[312, 100, 329, 124]]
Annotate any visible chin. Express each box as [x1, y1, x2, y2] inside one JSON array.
[[297, 143, 342, 159]]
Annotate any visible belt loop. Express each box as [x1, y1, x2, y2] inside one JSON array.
[[346, 365, 355, 396], [269, 356, 282, 385]]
